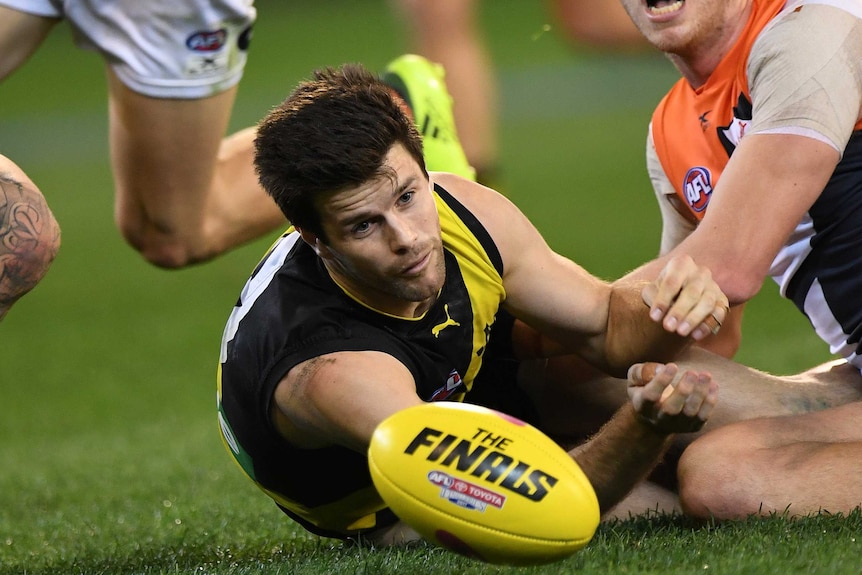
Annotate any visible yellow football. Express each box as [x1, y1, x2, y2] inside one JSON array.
[[367, 402, 600, 566]]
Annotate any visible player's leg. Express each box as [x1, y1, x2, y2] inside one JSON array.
[[678, 398, 862, 519], [517, 341, 862, 518], [0, 154, 61, 321], [0, 4, 58, 80], [106, 71, 285, 268], [671, 355, 862, 518], [550, 0, 647, 50], [81, 0, 286, 269], [383, 54, 475, 181], [536, 346, 862, 438], [390, 0, 499, 184], [111, 48, 480, 269], [671, 348, 862, 429], [604, 481, 681, 520]]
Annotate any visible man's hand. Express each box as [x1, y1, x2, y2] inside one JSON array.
[[641, 254, 729, 341], [627, 362, 718, 433]]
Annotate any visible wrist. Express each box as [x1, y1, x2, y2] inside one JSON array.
[[629, 404, 674, 437]]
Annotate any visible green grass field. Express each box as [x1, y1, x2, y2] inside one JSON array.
[[0, 1, 852, 574]]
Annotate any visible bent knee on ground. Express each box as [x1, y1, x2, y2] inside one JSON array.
[[677, 426, 773, 520]]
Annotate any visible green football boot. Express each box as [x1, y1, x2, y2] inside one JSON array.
[[383, 54, 476, 181]]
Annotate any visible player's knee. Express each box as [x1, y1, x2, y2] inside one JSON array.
[[677, 429, 762, 520], [116, 217, 211, 270]]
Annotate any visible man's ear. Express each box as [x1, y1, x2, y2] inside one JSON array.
[[297, 227, 332, 258]]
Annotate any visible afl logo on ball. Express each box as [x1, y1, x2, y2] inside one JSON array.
[[683, 166, 713, 213]]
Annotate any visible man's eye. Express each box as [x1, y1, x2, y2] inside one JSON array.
[[398, 191, 414, 204], [352, 221, 371, 234]]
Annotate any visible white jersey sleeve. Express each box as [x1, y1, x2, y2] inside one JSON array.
[[748, 2, 862, 153], [0, 0, 256, 99], [0, 0, 60, 17]]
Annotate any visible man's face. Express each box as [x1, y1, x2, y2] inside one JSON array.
[[307, 143, 445, 318], [619, 0, 749, 57]]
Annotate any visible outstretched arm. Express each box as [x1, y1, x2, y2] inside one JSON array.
[[438, 172, 729, 378]]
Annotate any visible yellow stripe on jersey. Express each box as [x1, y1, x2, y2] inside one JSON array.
[[435, 191, 506, 394], [261, 484, 386, 533]]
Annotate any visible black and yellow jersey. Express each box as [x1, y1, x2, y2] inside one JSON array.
[[216, 183, 515, 538]]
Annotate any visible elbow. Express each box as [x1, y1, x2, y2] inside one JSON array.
[[713, 269, 763, 306], [31, 211, 61, 283], [39, 212, 62, 269], [0, 205, 61, 319]]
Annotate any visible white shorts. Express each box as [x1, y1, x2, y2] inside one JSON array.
[[0, 0, 256, 99]]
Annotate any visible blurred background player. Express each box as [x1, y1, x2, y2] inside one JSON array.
[[391, 0, 649, 187], [0, 0, 284, 269], [551, 0, 648, 50], [0, 0, 473, 275], [391, 0, 499, 185], [616, 0, 862, 518]]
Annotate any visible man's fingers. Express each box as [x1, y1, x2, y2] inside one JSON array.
[[658, 370, 694, 415], [628, 361, 663, 385], [667, 281, 722, 336], [643, 254, 730, 339], [681, 373, 713, 416], [703, 313, 722, 334], [641, 282, 658, 310], [643, 371, 718, 433], [634, 364, 678, 405], [690, 303, 730, 340], [697, 379, 720, 421]]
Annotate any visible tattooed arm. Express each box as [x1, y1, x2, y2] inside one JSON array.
[[0, 155, 60, 321]]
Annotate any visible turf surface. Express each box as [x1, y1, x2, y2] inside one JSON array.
[[0, 1, 847, 574]]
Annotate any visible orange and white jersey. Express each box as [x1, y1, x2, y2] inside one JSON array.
[[647, 0, 862, 366]]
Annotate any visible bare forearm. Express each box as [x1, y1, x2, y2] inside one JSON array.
[[603, 280, 689, 375], [602, 252, 730, 374], [624, 260, 743, 359], [569, 405, 671, 514]]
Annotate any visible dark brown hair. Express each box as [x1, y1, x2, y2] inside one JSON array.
[[254, 64, 426, 238]]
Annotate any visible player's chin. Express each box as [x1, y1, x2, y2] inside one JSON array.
[[397, 264, 445, 299], [397, 280, 442, 304]]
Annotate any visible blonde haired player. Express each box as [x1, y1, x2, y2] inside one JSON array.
[[618, 0, 862, 518]]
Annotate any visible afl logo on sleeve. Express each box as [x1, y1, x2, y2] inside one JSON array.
[[683, 166, 714, 213]]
